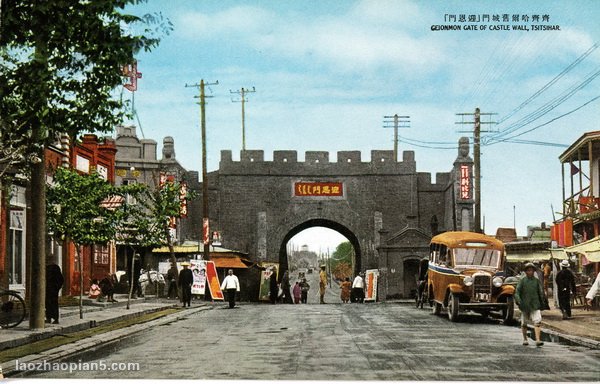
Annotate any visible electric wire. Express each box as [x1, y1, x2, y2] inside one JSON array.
[[486, 94, 600, 146], [495, 43, 598, 126], [485, 65, 600, 143]]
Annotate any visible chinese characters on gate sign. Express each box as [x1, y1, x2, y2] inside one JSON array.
[[460, 165, 471, 200], [294, 182, 343, 197]]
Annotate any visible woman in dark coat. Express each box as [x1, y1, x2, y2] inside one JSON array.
[[45, 262, 64, 324]]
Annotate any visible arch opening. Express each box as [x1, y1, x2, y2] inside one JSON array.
[[278, 219, 362, 280]]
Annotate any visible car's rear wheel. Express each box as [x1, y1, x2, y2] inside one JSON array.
[[447, 293, 460, 322]]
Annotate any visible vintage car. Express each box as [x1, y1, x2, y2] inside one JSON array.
[[427, 231, 515, 323]]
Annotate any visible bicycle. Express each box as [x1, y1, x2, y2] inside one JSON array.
[[0, 287, 26, 328]]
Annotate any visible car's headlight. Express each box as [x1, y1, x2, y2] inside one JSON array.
[[493, 276, 503, 287], [463, 276, 473, 286]]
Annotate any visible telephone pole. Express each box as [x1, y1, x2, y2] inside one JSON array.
[[231, 86, 256, 151], [383, 114, 410, 161], [185, 79, 218, 259], [456, 108, 496, 234]]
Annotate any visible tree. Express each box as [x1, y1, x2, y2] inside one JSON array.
[[331, 241, 353, 280], [46, 167, 141, 319], [0, 0, 171, 328], [117, 174, 191, 308]]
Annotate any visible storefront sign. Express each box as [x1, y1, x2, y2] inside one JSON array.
[[206, 261, 223, 300], [294, 182, 343, 197], [179, 182, 188, 217], [460, 165, 471, 199], [258, 262, 279, 301], [365, 269, 379, 302], [190, 260, 207, 295]]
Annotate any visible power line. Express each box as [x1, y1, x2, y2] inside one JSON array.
[[487, 65, 600, 142], [486, 94, 600, 146], [497, 43, 598, 125]]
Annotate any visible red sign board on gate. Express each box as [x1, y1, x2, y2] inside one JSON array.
[[294, 182, 343, 197]]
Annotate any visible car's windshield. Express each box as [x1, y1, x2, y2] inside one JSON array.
[[453, 248, 500, 268]]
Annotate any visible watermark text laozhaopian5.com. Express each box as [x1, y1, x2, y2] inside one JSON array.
[[15, 359, 141, 373]]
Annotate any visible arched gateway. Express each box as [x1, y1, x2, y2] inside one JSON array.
[[197, 143, 474, 300]]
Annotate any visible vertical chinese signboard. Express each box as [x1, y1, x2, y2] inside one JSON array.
[[459, 165, 471, 200]]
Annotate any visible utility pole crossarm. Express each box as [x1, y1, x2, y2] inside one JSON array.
[[231, 86, 256, 151], [383, 114, 410, 162]]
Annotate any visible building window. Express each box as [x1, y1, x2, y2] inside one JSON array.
[[94, 244, 110, 266], [8, 210, 25, 286]]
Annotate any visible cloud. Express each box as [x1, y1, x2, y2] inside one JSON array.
[[175, 2, 448, 75]]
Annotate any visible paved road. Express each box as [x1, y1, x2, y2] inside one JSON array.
[[29, 301, 600, 381]]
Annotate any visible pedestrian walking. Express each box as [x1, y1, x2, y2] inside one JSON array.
[[319, 265, 327, 304], [352, 272, 365, 303], [340, 277, 351, 303], [178, 261, 193, 307], [269, 267, 279, 304], [221, 269, 240, 309], [167, 263, 179, 299], [300, 278, 310, 304], [45, 259, 64, 324], [293, 281, 301, 304], [586, 271, 600, 307], [543, 262, 552, 297], [281, 270, 293, 304], [555, 260, 576, 319], [514, 262, 546, 347]]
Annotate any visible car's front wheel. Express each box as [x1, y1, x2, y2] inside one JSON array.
[[502, 296, 515, 325], [447, 293, 460, 322]]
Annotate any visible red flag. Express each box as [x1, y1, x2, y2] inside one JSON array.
[[571, 163, 580, 176]]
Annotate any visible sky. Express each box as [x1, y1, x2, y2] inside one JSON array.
[[122, 0, 600, 251]]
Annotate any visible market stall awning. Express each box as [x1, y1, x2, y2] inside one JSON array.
[[506, 250, 556, 262], [566, 236, 600, 262], [210, 255, 252, 269]]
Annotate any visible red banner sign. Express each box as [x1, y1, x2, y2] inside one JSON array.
[[294, 182, 343, 197], [203, 218, 210, 245], [460, 165, 470, 200], [179, 182, 188, 218], [206, 261, 224, 300]]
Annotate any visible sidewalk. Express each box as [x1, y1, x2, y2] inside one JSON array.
[[531, 298, 600, 348], [0, 294, 185, 351]]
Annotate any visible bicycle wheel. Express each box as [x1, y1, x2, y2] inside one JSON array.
[[0, 291, 26, 328]]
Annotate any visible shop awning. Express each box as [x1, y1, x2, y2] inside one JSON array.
[[506, 251, 555, 262], [210, 255, 252, 269], [566, 236, 600, 262]]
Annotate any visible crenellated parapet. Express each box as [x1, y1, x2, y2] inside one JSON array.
[[219, 149, 424, 176]]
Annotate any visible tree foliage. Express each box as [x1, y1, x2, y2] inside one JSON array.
[[331, 241, 353, 280], [0, 0, 172, 168], [118, 175, 194, 265], [46, 167, 141, 246]]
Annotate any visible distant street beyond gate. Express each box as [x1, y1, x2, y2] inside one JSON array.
[[29, 302, 600, 381]]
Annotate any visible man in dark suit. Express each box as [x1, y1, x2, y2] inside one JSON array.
[[178, 262, 193, 307]]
